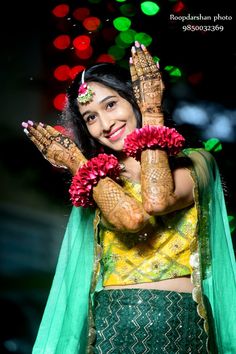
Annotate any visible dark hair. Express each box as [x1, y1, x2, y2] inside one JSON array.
[[61, 63, 142, 159]]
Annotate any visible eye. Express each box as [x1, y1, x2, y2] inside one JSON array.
[[106, 100, 117, 110], [85, 114, 96, 124]]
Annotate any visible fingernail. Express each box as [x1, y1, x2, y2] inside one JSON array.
[[39, 122, 44, 126], [22, 122, 28, 128], [131, 46, 136, 54], [28, 120, 34, 126], [23, 128, 29, 135], [129, 57, 133, 64], [156, 61, 160, 69], [135, 41, 140, 47], [141, 44, 146, 50]]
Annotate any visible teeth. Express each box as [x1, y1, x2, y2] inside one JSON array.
[[110, 127, 122, 138]]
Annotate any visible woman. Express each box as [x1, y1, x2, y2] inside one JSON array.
[[22, 43, 236, 353]]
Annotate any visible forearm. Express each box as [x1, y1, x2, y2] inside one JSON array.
[[93, 177, 150, 232], [141, 149, 175, 215], [69, 149, 87, 175]]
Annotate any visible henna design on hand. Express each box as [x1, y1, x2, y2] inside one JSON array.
[[141, 150, 174, 214], [93, 178, 150, 232], [22, 121, 86, 174], [130, 43, 165, 126]]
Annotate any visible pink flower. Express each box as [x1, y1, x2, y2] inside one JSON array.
[[78, 83, 88, 95], [69, 154, 121, 208], [123, 125, 185, 160]]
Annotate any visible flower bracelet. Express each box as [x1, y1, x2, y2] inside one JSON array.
[[123, 125, 185, 160], [69, 153, 121, 208]]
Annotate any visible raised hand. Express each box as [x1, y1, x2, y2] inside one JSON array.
[[130, 41, 165, 126], [22, 120, 87, 175]]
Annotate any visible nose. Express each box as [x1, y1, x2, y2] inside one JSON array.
[[100, 115, 115, 132]]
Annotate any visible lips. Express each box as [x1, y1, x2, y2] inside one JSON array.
[[106, 124, 126, 142]]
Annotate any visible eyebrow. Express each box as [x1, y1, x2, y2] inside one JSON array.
[[81, 95, 117, 118]]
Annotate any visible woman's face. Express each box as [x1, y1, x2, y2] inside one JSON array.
[[78, 82, 137, 152]]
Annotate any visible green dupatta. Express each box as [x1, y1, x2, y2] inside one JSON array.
[[184, 148, 236, 353], [33, 207, 95, 354], [33, 149, 236, 353]]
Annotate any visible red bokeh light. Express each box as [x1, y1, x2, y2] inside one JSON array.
[[52, 4, 70, 18], [70, 65, 85, 79], [53, 93, 67, 111], [53, 125, 75, 140], [73, 7, 90, 21], [83, 17, 101, 31], [75, 46, 93, 59], [54, 65, 70, 81], [172, 1, 185, 13], [96, 54, 115, 63], [53, 35, 71, 50], [73, 35, 90, 51]]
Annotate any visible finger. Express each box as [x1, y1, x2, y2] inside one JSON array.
[[29, 133, 48, 154], [36, 123, 57, 140], [44, 124, 61, 137], [22, 121, 43, 141], [129, 57, 138, 82], [134, 41, 151, 76], [131, 45, 144, 77], [140, 44, 158, 75]]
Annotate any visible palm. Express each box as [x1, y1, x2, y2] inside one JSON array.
[[130, 44, 165, 126]]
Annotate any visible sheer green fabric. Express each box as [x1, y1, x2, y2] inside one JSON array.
[[184, 149, 236, 353], [32, 149, 236, 353], [33, 207, 95, 354]]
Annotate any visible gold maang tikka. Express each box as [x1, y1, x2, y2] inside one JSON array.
[[77, 70, 94, 104]]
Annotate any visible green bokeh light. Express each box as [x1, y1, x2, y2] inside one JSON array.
[[140, 1, 160, 16], [115, 0, 126, 2], [108, 45, 126, 60], [228, 215, 236, 234], [164, 65, 182, 77], [153, 55, 160, 64], [203, 138, 222, 152], [120, 29, 137, 44], [134, 32, 152, 46], [115, 34, 131, 48], [113, 17, 131, 31]]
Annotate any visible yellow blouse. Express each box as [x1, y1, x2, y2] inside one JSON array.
[[99, 178, 197, 286]]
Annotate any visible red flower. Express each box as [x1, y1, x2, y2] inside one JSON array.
[[123, 125, 185, 160], [69, 154, 121, 208], [78, 83, 88, 95]]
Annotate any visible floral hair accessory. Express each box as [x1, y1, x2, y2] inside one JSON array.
[[123, 125, 185, 160], [77, 70, 94, 104], [69, 153, 121, 208]]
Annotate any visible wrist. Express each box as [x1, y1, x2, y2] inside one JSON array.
[[69, 151, 87, 176], [123, 125, 185, 161], [142, 112, 164, 127], [69, 153, 121, 208]]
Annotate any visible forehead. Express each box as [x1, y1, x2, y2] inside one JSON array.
[[78, 82, 118, 113]]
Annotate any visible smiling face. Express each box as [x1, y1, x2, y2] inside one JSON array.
[[78, 82, 137, 152]]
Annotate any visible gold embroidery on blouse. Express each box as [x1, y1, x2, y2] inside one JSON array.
[[100, 177, 198, 286]]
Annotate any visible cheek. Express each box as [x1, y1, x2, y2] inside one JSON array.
[[86, 124, 100, 139]]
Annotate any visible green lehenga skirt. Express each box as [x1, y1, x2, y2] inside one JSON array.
[[93, 289, 208, 354]]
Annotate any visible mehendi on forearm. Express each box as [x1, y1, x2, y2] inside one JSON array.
[[141, 149, 175, 214], [93, 178, 150, 232]]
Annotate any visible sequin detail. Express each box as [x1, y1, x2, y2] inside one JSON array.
[[93, 289, 208, 353]]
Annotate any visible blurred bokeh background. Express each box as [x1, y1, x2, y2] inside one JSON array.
[[0, 0, 235, 352]]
